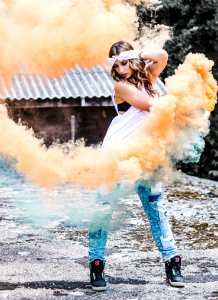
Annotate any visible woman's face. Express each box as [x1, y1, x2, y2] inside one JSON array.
[[113, 59, 133, 79]]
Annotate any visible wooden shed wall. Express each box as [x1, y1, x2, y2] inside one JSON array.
[[6, 101, 116, 146]]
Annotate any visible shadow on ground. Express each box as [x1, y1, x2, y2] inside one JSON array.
[[1, 274, 218, 291]]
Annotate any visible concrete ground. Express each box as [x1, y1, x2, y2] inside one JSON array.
[[0, 174, 218, 300]]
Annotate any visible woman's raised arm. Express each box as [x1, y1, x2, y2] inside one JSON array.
[[140, 49, 168, 83], [115, 81, 151, 111]]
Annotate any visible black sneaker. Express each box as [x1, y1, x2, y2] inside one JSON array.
[[90, 259, 107, 291], [165, 255, 185, 287]]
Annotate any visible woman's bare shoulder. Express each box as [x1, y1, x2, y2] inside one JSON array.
[[114, 81, 125, 89], [114, 81, 135, 92]]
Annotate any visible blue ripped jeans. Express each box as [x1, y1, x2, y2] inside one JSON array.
[[88, 182, 178, 263]]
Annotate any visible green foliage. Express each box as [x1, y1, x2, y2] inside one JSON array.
[[137, 0, 218, 180], [138, 0, 218, 79]]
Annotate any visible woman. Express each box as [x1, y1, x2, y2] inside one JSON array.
[[88, 41, 185, 291]]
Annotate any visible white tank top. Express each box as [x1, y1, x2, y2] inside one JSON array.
[[102, 78, 166, 148], [102, 105, 149, 148], [102, 78, 165, 193]]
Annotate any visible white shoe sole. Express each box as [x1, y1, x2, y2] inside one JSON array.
[[168, 279, 185, 287], [92, 285, 107, 291]]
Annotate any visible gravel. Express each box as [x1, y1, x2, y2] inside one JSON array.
[[0, 172, 218, 300]]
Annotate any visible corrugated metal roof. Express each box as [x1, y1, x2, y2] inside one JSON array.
[[0, 65, 114, 100], [0, 65, 166, 101]]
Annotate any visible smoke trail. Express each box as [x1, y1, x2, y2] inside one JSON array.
[[0, 1, 216, 191], [0, 0, 163, 79], [0, 53, 217, 190]]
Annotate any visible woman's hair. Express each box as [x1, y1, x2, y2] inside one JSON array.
[[109, 40, 156, 96]]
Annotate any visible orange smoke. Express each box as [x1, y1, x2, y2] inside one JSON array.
[[0, 1, 216, 190], [0, 0, 164, 80], [0, 53, 217, 189]]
